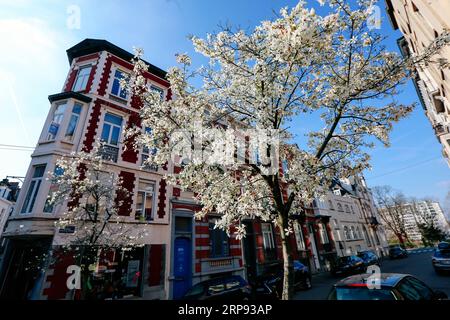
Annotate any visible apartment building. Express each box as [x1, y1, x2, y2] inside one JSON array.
[[385, 0, 450, 165], [313, 176, 389, 263], [0, 39, 175, 300]]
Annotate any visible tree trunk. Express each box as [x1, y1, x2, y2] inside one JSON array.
[[279, 214, 294, 300], [396, 233, 405, 248]]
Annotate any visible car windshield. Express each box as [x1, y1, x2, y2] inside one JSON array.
[[438, 242, 450, 250], [390, 248, 402, 253], [331, 287, 396, 300]]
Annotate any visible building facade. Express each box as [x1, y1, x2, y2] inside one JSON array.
[[385, 0, 450, 165], [313, 176, 389, 262], [0, 39, 173, 300]]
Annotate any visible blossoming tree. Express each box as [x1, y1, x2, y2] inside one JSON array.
[[126, 0, 449, 299], [47, 147, 144, 298]]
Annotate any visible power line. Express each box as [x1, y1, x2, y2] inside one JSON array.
[[366, 156, 442, 180], [0, 143, 35, 150]]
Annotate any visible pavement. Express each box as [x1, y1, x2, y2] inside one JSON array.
[[293, 247, 449, 300]]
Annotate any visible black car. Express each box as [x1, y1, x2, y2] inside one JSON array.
[[328, 273, 448, 300], [331, 255, 366, 276], [432, 242, 450, 274], [389, 247, 408, 259], [181, 275, 252, 300], [357, 250, 381, 267], [252, 260, 312, 299]]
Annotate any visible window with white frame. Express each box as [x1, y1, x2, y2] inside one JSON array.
[[47, 102, 67, 140], [43, 166, 64, 213], [345, 204, 350, 213], [72, 65, 92, 92], [356, 226, 362, 239], [21, 165, 46, 214], [262, 223, 275, 250], [350, 226, 356, 239], [101, 113, 123, 146], [100, 113, 123, 162], [344, 226, 350, 240], [65, 103, 82, 141], [111, 69, 128, 99], [337, 203, 343, 212], [294, 222, 305, 251], [135, 180, 155, 221], [141, 127, 158, 171], [150, 85, 164, 100], [282, 159, 289, 179]]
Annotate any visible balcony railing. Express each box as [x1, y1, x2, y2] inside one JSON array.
[[99, 145, 119, 162], [141, 155, 158, 171]]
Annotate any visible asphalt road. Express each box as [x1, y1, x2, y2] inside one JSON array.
[[293, 248, 450, 300]]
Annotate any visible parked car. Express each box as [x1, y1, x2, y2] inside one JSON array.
[[181, 275, 252, 300], [357, 250, 381, 267], [328, 273, 448, 300], [331, 255, 366, 276], [252, 260, 312, 299], [432, 243, 450, 275], [389, 246, 408, 259]]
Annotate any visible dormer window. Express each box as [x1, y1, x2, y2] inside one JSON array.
[[72, 65, 92, 92], [111, 69, 128, 99]]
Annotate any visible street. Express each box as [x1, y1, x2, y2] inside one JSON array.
[[294, 248, 450, 300]]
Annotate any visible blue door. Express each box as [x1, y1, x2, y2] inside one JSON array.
[[173, 237, 192, 299]]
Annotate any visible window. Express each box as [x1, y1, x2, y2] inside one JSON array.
[[43, 166, 64, 213], [294, 222, 305, 250], [21, 165, 46, 214], [47, 103, 67, 140], [344, 205, 350, 213], [100, 113, 123, 162], [350, 226, 356, 239], [72, 65, 92, 92], [344, 226, 350, 240], [65, 103, 82, 140], [406, 277, 433, 300], [101, 113, 123, 146], [261, 223, 275, 250], [319, 223, 329, 244], [328, 200, 334, 210], [355, 226, 361, 239], [141, 127, 158, 171], [111, 69, 128, 99], [135, 180, 155, 221], [150, 85, 164, 101], [282, 160, 289, 179], [209, 218, 230, 258], [337, 203, 343, 212]]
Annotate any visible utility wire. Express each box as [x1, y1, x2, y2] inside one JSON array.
[[0, 143, 35, 150]]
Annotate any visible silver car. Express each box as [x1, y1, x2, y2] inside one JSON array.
[[432, 242, 450, 274]]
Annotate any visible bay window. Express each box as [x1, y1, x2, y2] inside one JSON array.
[[43, 166, 64, 213], [21, 164, 46, 214], [72, 65, 92, 92], [135, 180, 155, 221], [319, 223, 330, 244], [65, 103, 82, 140], [47, 102, 67, 140]]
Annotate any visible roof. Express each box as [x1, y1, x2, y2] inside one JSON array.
[[66, 39, 167, 80], [334, 273, 409, 288], [48, 91, 92, 104]]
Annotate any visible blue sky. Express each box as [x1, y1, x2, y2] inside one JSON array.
[[0, 0, 449, 216]]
